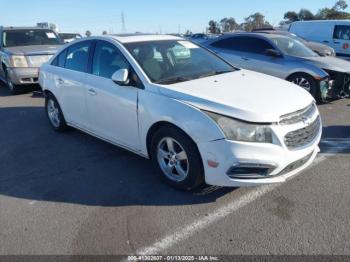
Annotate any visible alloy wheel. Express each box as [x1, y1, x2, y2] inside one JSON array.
[[47, 99, 61, 128], [292, 77, 311, 92], [157, 137, 189, 182]]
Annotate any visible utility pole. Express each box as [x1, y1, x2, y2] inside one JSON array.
[[121, 12, 126, 33]]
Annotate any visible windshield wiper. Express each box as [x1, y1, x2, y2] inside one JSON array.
[[155, 76, 192, 85]]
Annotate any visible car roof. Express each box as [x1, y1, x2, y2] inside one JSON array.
[[2, 26, 52, 31], [107, 34, 183, 43], [292, 19, 350, 23]]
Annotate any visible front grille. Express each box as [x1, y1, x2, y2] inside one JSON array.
[[280, 103, 317, 125], [284, 117, 321, 149]]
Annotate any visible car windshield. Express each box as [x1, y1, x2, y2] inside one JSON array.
[[2, 29, 61, 47], [269, 35, 318, 57], [124, 40, 236, 84]]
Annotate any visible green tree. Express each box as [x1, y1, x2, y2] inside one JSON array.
[[242, 13, 271, 31], [283, 11, 299, 22], [220, 17, 239, 32], [85, 30, 92, 37], [316, 0, 350, 19], [298, 9, 315, 20], [282, 0, 350, 23], [208, 20, 221, 34]]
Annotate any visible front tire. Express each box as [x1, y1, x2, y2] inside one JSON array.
[[5, 69, 20, 95], [150, 126, 204, 191], [288, 73, 318, 99], [45, 93, 68, 132]]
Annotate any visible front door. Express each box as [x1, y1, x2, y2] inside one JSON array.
[[85, 40, 140, 151]]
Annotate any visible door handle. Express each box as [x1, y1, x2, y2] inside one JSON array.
[[333, 41, 340, 44], [323, 40, 330, 43], [241, 57, 249, 61], [88, 88, 97, 96]]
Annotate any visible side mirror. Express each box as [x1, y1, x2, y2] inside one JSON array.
[[265, 49, 282, 58], [112, 69, 130, 85]]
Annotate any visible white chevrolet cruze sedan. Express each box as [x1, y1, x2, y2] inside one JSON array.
[[39, 34, 322, 190]]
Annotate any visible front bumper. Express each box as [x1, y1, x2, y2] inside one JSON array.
[[198, 130, 321, 188], [6, 67, 39, 85]]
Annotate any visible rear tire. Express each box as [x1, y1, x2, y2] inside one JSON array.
[[45, 93, 68, 132], [150, 126, 204, 191]]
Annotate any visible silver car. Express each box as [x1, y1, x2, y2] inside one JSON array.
[[0, 26, 62, 94], [204, 33, 350, 101], [253, 29, 336, 57]]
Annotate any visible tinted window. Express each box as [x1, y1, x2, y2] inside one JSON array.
[[92, 41, 130, 78], [211, 36, 274, 54], [52, 49, 68, 67], [65, 41, 91, 72], [58, 49, 67, 67], [269, 35, 317, 57], [333, 25, 350, 40], [3, 29, 61, 47]]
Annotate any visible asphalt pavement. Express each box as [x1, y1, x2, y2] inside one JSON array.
[[0, 84, 349, 257]]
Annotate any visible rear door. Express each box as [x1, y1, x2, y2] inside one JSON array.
[[209, 37, 250, 68], [52, 40, 92, 129], [332, 24, 350, 58]]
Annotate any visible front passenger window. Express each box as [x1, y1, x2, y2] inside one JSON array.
[[92, 41, 130, 79]]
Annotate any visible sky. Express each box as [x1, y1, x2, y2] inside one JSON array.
[[0, 0, 348, 35]]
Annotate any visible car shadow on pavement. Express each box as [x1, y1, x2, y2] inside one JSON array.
[[0, 106, 236, 207], [0, 82, 40, 96]]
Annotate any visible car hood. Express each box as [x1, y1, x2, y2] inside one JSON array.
[[4, 45, 62, 56], [305, 41, 333, 53], [300, 56, 350, 73], [157, 70, 314, 123]]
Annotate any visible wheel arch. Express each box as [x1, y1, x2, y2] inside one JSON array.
[[286, 71, 318, 82], [146, 121, 197, 159]]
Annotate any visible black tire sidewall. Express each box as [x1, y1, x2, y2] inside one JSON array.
[[150, 126, 204, 191], [45, 94, 67, 132], [5, 69, 19, 95]]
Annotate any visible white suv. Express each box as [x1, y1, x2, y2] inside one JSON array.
[[39, 35, 322, 190]]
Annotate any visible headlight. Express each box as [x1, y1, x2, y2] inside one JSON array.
[[10, 55, 28, 67], [205, 111, 273, 143]]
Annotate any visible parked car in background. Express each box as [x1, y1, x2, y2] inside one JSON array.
[[39, 35, 321, 190], [58, 33, 82, 43], [204, 33, 350, 100], [289, 20, 350, 60], [188, 33, 219, 44], [0, 26, 62, 94], [253, 28, 336, 57]]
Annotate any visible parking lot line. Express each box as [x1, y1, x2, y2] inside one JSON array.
[[133, 140, 344, 256]]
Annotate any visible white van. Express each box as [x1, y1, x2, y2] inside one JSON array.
[[289, 20, 350, 60]]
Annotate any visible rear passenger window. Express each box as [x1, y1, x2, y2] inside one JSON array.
[[51, 49, 67, 67], [92, 41, 130, 78], [333, 25, 350, 40], [58, 49, 67, 67], [65, 41, 91, 73], [212, 36, 274, 54]]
